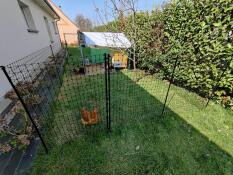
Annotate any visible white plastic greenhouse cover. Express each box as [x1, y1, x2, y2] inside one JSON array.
[[82, 32, 132, 48]]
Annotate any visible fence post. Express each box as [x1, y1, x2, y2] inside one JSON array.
[[0, 66, 49, 153], [50, 45, 55, 58], [161, 56, 179, 116], [128, 53, 134, 70], [64, 40, 68, 55], [104, 54, 110, 132], [65, 42, 68, 54], [107, 54, 111, 132]]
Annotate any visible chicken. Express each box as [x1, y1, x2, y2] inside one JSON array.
[[81, 107, 98, 125], [89, 107, 98, 125], [81, 108, 90, 125]]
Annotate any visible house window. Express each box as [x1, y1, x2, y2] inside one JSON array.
[[44, 17, 54, 43], [52, 21, 58, 34], [18, 0, 38, 33]]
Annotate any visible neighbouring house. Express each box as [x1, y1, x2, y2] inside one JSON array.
[[48, 0, 80, 45], [0, 0, 61, 98]]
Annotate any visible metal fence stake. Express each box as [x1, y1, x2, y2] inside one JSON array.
[[104, 54, 109, 132], [161, 56, 179, 116], [107, 54, 111, 132], [0, 66, 49, 153], [50, 45, 55, 58]]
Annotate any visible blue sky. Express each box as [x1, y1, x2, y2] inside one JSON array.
[[52, 0, 166, 25]]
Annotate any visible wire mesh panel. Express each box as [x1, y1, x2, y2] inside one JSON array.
[[3, 47, 107, 149], [158, 57, 220, 130], [2, 47, 214, 152], [108, 54, 209, 131], [109, 69, 168, 130], [58, 53, 107, 142]]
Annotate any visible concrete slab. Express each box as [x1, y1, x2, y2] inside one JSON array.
[[1, 149, 23, 175], [15, 137, 41, 175], [0, 151, 14, 175], [0, 98, 12, 117]]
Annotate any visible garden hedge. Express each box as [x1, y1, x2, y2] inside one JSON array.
[[94, 0, 233, 109], [161, 0, 233, 109]]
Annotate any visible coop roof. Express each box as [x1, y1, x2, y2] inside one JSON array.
[[81, 32, 132, 49]]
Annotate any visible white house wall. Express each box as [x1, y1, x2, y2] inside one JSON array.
[[0, 0, 61, 97]]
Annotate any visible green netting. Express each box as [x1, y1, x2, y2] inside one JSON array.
[[79, 47, 113, 64], [89, 48, 110, 64]]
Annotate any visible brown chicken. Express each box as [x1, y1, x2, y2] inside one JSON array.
[[81, 108, 90, 125], [81, 107, 98, 125], [89, 107, 98, 125]]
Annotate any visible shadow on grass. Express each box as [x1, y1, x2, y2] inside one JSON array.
[[33, 66, 233, 174]]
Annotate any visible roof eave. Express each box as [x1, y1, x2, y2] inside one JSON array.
[[34, 0, 60, 19], [43, 0, 60, 19]]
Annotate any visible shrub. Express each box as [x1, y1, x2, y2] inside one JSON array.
[[161, 0, 233, 109], [93, 0, 233, 109]]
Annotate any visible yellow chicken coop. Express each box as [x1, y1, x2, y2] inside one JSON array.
[[79, 32, 131, 69], [112, 53, 128, 69]]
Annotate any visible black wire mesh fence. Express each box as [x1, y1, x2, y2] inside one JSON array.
[[1, 49, 111, 149], [1, 45, 217, 152], [1, 43, 66, 151]]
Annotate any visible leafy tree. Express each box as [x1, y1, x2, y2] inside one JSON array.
[[75, 14, 93, 31]]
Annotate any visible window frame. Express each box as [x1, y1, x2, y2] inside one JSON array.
[[52, 21, 58, 35], [18, 0, 38, 33], [44, 16, 54, 43]]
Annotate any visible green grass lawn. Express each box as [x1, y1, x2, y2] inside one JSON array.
[[31, 47, 233, 175]]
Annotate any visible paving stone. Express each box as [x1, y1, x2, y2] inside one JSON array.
[[15, 138, 40, 175], [9, 113, 25, 133], [1, 149, 23, 175], [0, 134, 13, 144], [0, 151, 14, 175], [0, 98, 12, 118]]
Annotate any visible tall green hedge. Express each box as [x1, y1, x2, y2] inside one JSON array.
[[94, 0, 233, 109], [161, 0, 233, 108]]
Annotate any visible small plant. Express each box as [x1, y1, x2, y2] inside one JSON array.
[[4, 90, 18, 101], [16, 81, 35, 95], [25, 94, 43, 105], [4, 80, 41, 101], [0, 144, 12, 153], [48, 56, 56, 64], [72, 67, 85, 75], [17, 134, 30, 146], [47, 64, 57, 77], [0, 102, 36, 153], [220, 96, 233, 111]]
